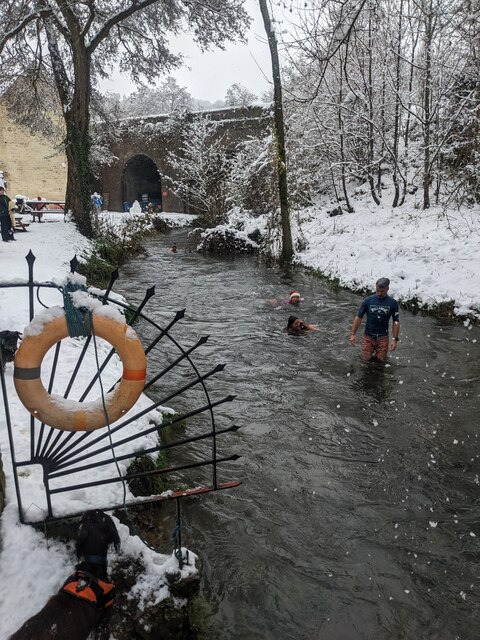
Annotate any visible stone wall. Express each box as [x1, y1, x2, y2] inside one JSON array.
[[0, 104, 270, 210], [101, 105, 271, 213], [0, 105, 67, 200]]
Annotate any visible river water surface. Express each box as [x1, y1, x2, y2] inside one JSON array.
[[117, 228, 479, 640]]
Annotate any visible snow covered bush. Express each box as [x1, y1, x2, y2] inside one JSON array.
[[165, 115, 231, 228], [228, 133, 277, 216]]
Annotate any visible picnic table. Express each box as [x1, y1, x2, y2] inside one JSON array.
[[20, 200, 66, 222]]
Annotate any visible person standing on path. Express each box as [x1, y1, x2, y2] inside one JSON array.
[[91, 192, 103, 213], [349, 277, 400, 361], [0, 186, 15, 242]]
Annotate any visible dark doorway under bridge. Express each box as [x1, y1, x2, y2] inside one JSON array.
[[122, 154, 162, 211]]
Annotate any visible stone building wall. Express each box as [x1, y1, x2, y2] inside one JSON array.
[[0, 105, 67, 200]]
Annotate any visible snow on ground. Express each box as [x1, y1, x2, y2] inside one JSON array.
[[232, 190, 480, 320], [157, 212, 198, 227], [0, 216, 196, 638], [292, 194, 480, 319]]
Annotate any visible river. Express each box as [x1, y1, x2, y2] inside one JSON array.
[[116, 227, 479, 640]]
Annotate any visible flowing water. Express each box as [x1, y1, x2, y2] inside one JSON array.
[[117, 228, 479, 640]]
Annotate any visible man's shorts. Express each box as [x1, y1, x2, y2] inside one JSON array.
[[361, 335, 389, 361]]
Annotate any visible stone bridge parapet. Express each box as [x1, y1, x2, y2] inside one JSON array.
[[101, 104, 271, 213]]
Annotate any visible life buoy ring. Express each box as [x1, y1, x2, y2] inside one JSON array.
[[14, 313, 147, 432]]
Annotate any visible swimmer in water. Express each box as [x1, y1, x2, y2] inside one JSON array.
[[286, 315, 319, 335]]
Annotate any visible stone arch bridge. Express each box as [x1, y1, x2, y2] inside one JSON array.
[[100, 105, 271, 213]]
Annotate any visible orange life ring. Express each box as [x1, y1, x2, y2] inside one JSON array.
[[14, 313, 147, 432]]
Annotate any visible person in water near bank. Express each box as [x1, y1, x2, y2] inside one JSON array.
[[287, 290, 303, 305], [268, 289, 304, 307], [349, 277, 400, 361], [169, 243, 177, 253], [287, 315, 319, 335]]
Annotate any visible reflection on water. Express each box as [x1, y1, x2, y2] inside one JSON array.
[[116, 229, 480, 640], [354, 361, 394, 403]]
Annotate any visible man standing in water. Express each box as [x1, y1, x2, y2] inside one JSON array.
[[349, 277, 400, 361]]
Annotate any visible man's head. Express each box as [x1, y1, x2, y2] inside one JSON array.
[[0, 187, 5, 195], [290, 290, 301, 304], [375, 277, 390, 298]]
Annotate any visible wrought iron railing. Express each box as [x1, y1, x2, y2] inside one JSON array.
[[0, 251, 241, 559]]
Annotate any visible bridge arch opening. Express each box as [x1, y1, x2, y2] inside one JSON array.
[[122, 154, 162, 210]]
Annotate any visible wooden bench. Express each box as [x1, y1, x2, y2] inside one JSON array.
[[14, 216, 30, 232]]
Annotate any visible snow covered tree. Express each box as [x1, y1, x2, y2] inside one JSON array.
[[228, 134, 277, 215], [165, 114, 231, 227], [0, 1, 250, 237], [275, 0, 478, 211], [440, 0, 480, 203], [121, 77, 194, 117], [225, 83, 258, 106]]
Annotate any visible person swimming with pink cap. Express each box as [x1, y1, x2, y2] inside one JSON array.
[[287, 290, 304, 305], [267, 289, 305, 307]]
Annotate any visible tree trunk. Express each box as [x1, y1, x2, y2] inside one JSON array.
[[259, 0, 293, 264], [338, 56, 353, 212], [422, 3, 433, 210], [392, 0, 404, 208], [367, 3, 380, 205], [377, 51, 387, 198], [65, 47, 94, 237], [400, 7, 420, 206], [42, 8, 94, 237]]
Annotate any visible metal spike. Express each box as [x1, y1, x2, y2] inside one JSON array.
[[26, 250, 36, 267], [145, 286, 155, 300], [70, 255, 79, 273]]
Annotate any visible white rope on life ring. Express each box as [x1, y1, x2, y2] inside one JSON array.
[[14, 313, 147, 432]]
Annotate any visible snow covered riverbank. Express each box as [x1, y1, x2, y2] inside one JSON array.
[[0, 216, 197, 638], [227, 194, 480, 321]]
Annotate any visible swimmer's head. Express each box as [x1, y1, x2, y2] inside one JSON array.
[[290, 290, 301, 304], [287, 315, 298, 329]]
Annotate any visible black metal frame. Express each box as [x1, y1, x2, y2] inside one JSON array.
[[0, 251, 241, 532]]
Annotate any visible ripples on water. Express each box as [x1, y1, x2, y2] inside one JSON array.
[[116, 229, 480, 640]]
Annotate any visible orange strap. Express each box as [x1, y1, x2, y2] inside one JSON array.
[[61, 573, 114, 608]]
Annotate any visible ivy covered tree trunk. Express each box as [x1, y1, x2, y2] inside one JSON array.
[[65, 119, 94, 237], [65, 52, 94, 237], [43, 11, 94, 236]]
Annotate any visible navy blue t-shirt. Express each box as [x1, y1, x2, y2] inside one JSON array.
[[357, 294, 399, 337]]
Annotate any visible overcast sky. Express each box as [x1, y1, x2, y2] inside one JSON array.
[[100, 1, 279, 102]]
